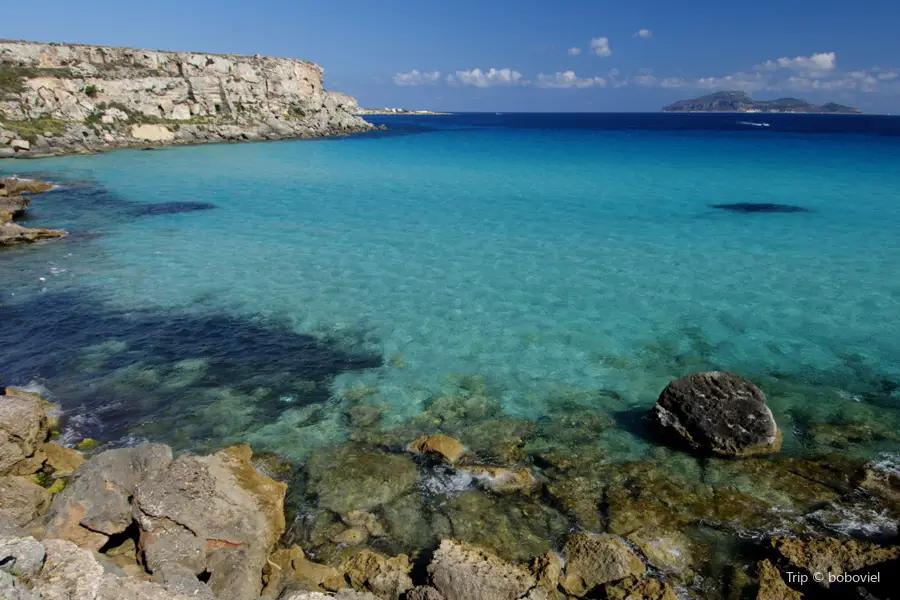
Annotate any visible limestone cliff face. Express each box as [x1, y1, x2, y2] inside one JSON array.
[[0, 41, 371, 157]]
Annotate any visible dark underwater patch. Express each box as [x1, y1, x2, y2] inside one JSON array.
[[134, 202, 217, 217], [0, 290, 382, 444], [711, 203, 811, 213]]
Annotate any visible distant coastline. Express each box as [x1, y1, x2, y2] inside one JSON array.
[[356, 107, 452, 116], [663, 90, 861, 114]]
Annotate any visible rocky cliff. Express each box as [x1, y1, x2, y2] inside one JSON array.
[[0, 41, 372, 158]]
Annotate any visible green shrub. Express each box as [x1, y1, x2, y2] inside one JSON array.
[[84, 84, 100, 98]]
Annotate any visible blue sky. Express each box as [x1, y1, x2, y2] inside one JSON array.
[[3, 0, 899, 112]]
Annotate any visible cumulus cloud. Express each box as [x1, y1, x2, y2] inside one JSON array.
[[633, 29, 652, 38], [393, 70, 441, 86], [568, 47, 582, 56], [590, 37, 612, 57], [446, 68, 525, 87], [535, 71, 607, 89], [756, 52, 837, 72]]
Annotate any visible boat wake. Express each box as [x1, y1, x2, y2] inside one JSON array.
[[736, 120, 771, 128]]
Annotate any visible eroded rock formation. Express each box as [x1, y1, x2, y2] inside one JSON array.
[[0, 41, 372, 157]]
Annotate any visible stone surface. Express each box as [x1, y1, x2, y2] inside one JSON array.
[[0, 388, 50, 475], [35, 538, 105, 600], [340, 549, 413, 600], [0, 195, 29, 222], [0, 534, 45, 579], [96, 573, 206, 600], [307, 444, 418, 514], [428, 539, 536, 600], [261, 544, 344, 597], [0, 570, 40, 600], [0, 178, 54, 196], [601, 575, 678, 600], [530, 552, 562, 591], [0, 476, 52, 526], [134, 445, 287, 600], [408, 434, 467, 464], [651, 372, 782, 457], [461, 466, 537, 494], [41, 443, 85, 476], [44, 443, 172, 547], [0, 41, 372, 158], [626, 527, 695, 576], [560, 532, 646, 597], [771, 536, 900, 586], [407, 586, 447, 600], [0, 222, 68, 246], [757, 560, 803, 600]]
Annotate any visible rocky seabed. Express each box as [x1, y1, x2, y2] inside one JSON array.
[[2, 365, 900, 600]]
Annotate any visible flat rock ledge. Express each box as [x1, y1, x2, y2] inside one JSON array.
[[650, 371, 782, 457], [0, 178, 67, 246]]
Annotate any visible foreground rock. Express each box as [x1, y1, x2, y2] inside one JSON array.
[[771, 536, 900, 586], [408, 434, 467, 464], [650, 371, 782, 457], [428, 540, 536, 600], [0, 387, 52, 476], [560, 531, 646, 596], [42, 443, 173, 549], [134, 444, 287, 600], [0, 41, 373, 159], [756, 560, 802, 600]]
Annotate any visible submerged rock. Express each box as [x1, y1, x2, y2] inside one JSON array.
[[711, 203, 811, 213], [306, 444, 418, 514], [651, 372, 782, 457], [261, 545, 344, 597], [460, 466, 537, 494], [439, 489, 570, 562], [134, 202, 218, 217], [560, 531, 646, 597], [428, 539, 536, 600], [408, 434, 467, 464]]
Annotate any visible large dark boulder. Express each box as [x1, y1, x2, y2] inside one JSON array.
[[650, 372, 782, 457]]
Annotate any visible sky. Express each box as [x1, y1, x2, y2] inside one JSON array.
[[3, 0, 900, 113]]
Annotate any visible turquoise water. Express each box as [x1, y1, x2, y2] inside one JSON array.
[[3, 114, 900, 464]]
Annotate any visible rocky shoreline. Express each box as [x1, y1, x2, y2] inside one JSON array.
[[0, 177, 66, 246], [2, 371, 898, 600], [0, 41, 375, 159]]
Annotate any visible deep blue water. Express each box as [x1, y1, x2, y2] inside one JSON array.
[[2, 112, 900, 462]]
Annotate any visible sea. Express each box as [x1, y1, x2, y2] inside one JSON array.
[[2, 112, 900, 460]]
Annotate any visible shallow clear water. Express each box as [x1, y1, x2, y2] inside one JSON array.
[[3, 114, 900, 465]]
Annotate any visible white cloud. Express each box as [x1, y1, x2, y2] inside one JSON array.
[[756, 52, 837, 72], [393, 70, 441, 86], [590, 37, 612, 57], [568, 47, 582, 56], [878, 71, 898, 80], [535, 71, 607, 89], [633, 29, 652, 38], [695, 71, 768, 92], [633, 75, 657, 87], [446, 68, 525, 87]]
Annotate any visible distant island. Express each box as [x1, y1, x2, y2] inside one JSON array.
[[662, 91, 861, 114], [356, 107, 451, 116]]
